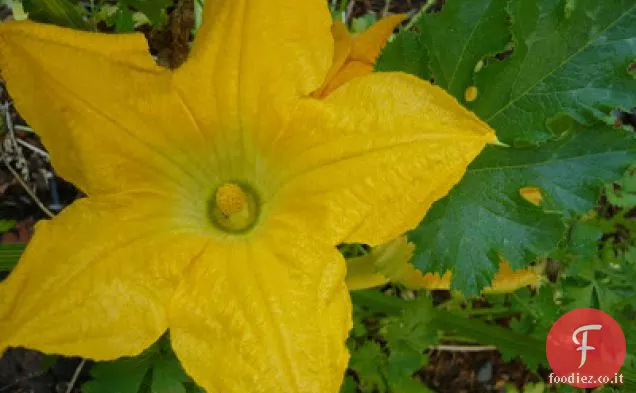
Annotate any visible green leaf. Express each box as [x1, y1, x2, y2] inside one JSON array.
[[150, 355, 188, 393], [339, 375, 359, 393], [350, 289, 406, 316], [0, 244, 25, 272], [605, 165, 636, 208], [384, 302, 436, 393], [385, 302, 438, 355], [566, 220, 603, 260], [408, 0, 636, 144], [22, 0, 89, 29], [351, 14, 377, 34], [561, 276, 597, 308], [40, 355, 58, 373], [349, 341, 387, 393], [82, 349, 156, 393], [376, 30, 430, 80], [523, 382, 548, 393], [0, 220, 16, 232], [409, 124, 636, 295], [386, 357, 433, 393], [81, 337, 200, 393], [472, 0, 636, 144], [415, 0, 510, 99], [114, 7, 136, 33], [616, 313, 636, 389], [562, 256, 627, 311], [118, 0, 172, 26]]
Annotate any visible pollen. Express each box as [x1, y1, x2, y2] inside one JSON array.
[[215, 183, 248, 217], [209, 182, 260, 233]]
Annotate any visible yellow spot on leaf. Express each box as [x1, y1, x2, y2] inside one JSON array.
[[520, 186, 543, 206], [484, 261, 542, 294], [464, 85, 478, 102], [473, 59, 484, 73]]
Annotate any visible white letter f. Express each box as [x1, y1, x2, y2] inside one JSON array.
[[572, 324, 602, 368]]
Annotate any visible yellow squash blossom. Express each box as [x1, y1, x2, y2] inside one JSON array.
[[0, 2, 497, 392]]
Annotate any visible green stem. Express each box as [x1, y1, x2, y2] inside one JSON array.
[[403, 0, 436, 31], [349, 290, 405, 315], [338, 0, 349, 13], [461, 307, 519, 317], [439, 335, 481, 344], [511, 293, 542, 319], [429, 307, 547, 370]]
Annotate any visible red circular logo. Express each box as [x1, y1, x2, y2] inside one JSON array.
[[546, 308, 626, 388]]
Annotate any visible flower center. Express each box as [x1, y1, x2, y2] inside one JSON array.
[[209, 182, 259, 233]]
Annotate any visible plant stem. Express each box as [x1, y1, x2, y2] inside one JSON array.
[[429, 306, 547, 370]]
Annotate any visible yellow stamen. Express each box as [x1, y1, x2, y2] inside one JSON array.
[[215, 183, 248, 217], [209, 182, 259, 233]]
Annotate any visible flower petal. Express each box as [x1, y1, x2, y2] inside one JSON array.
[[274, 72, 497, 246], [314, 15, 407, 98], [0, 193, 207, 359], [313, 61, 372, 99], [344, 253, 388, 291], [312, 21, 353, 98], [173, 0, 333, 141], [0, 21, 211, 195], [169, 228, 351, 393], [350, 14, 407, 64]]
